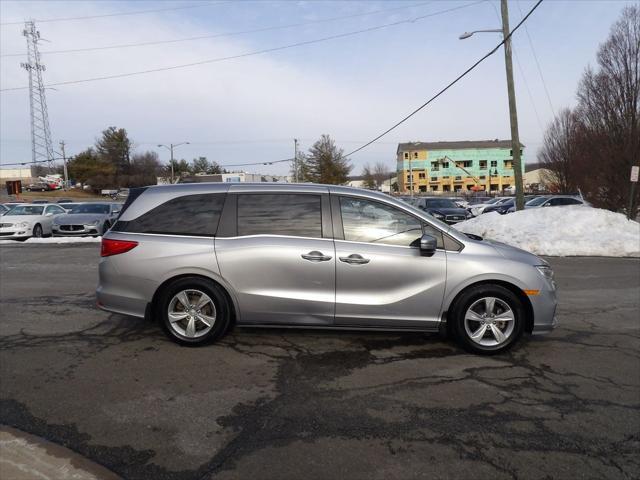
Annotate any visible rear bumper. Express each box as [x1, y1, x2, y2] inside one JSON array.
[[96, 257, 155, 319]]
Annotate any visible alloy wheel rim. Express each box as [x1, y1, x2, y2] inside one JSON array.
[[464, 296, 515, 347], [167, 289, 216, 339]]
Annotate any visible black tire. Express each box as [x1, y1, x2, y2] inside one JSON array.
[[450, 284, 525, 355], [157, 277, 231, 346], [32, 224, 43, 238]]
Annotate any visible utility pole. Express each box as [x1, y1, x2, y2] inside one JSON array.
[[500, 0, 525, 210], [294, 138, 299, 183], [59, 140, 69, 190], [170, 144, 175, 183], [409, 152, 414, 197]]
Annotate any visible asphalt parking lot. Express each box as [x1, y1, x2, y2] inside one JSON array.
[[0, 244, 639, 480]]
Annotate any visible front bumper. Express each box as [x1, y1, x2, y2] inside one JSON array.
[[529, 286, 558, 335], [53, 224, 100, 236], [0, 227, 31, 239]]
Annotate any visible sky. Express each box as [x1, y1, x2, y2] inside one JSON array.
[[0, 0, 634, 177]]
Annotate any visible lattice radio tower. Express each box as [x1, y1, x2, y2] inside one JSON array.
[[21, 21, 55, 170]]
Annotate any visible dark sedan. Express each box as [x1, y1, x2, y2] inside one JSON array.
[[412, 197, 472, 224], [483, 196, 539, 214]]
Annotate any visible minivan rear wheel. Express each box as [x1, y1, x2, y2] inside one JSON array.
[[158, 277, 230, 346], [451, 284, 525, 355]]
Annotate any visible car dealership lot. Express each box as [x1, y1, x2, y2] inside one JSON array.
[[0, 244, 639, 480]]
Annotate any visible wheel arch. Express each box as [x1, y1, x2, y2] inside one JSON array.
[[149, 273, 239, 326], [442, 279, 534, 334]]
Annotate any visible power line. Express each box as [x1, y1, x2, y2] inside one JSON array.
[[0, 1, 484, 92], [516, 0, 555, 117], [1, 1, 435, 57], [344, 0, 544, 158], [0, 2, 226, 26]]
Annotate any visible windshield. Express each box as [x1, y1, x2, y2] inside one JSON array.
[[526, 196, 548, 206], [425, 199, 459, 209], [66, 203, 110, 214], [6, 205, 44, 216]]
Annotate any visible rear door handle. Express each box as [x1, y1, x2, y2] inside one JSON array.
[[339, 254, 370, 265], [301, 251, 332, 262]]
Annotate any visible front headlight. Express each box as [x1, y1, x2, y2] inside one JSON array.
[[432, 211, 445, 219], [536, 265, 556, 288], [16, 221, 30, 228], [87, 220, 100, 226]]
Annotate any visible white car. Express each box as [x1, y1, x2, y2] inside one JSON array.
[[469, 197, 512, 216], [0, 204, 66, 240]]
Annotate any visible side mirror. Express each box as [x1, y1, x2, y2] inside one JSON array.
[[419, 234, 437, 255]]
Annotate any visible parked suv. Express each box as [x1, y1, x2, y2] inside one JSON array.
[[97, 184, 557, 355]]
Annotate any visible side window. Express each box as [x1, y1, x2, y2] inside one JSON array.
[[339, 197, 423, 247], [564, 198, 582, 205], [422, 223, 445, 249], [113, 194, 225, 236], [547, 198, 562, 206], [46, 205, 64, 214], [237, 194, 322, 238]]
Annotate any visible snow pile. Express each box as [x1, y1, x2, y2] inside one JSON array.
[[453, 206, 640, 257], [0, 236, 101, 245]]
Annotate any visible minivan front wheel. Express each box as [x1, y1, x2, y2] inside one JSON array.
[[451, 285, 525, 354], [159, 278, 230, 346]]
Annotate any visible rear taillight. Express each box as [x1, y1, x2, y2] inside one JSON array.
[[101, 238, 138, 257]]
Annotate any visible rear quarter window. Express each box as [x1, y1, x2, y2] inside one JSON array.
[[113, 193, 225, 236]]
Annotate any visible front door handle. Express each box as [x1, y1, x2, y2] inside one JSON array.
[[339, 254, 370, 265], [301, 251, 332, 262]]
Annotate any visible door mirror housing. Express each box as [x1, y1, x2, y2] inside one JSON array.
[[419, 234, 437, 255]]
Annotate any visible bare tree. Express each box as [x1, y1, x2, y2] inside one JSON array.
[[361, 163, 376, 189], [372, 162, 390, 189], [575, 5, 640, 213], [538, 108, 583, 193]]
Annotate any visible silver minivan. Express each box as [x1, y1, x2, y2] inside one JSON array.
[[97, 183, 557, 354]]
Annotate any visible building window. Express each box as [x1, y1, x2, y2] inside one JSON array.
[[407, 175, 412, 182], [404, 152, 409, 159], [431, 185, 439, 191], [479, 160, 487, 170], [414, 152, 418, 159], [479, 175, 486, 180], [419, 185, 427, 192], [430, 176, 438, 182], [503, 184, 511, 189], [418, 172, 425, 179], [443, 185, 451, 192], [455, 176, 462, 181], [442, 176, 450, 179], [461, 160, 472, 168], [430, 162, 439, 171], [509, 149, 523, 156], [442, 162, 449, 169], [504, 160, 513, 169], [490, 160, 497, 168]]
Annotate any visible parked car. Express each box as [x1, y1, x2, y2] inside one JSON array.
[[412, 197, 472, 224], [468, 197, 512, 216], [97, 184, 557, 354], [0, 205, 10, 215], [56, 199, 73, 204], [521, 195, 588, 210], [484, 196, 538, 215], [31, 200, 49, 204], [0, 203, 66, 239], [25, 183, 51, 192], [467, 196, 492, 205], [52, 202, 121, 237]]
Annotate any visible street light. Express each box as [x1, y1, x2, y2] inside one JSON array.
[[459, 0, 525, 211], [158, 142, 190, 184], [458, 29, 501, 40]]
